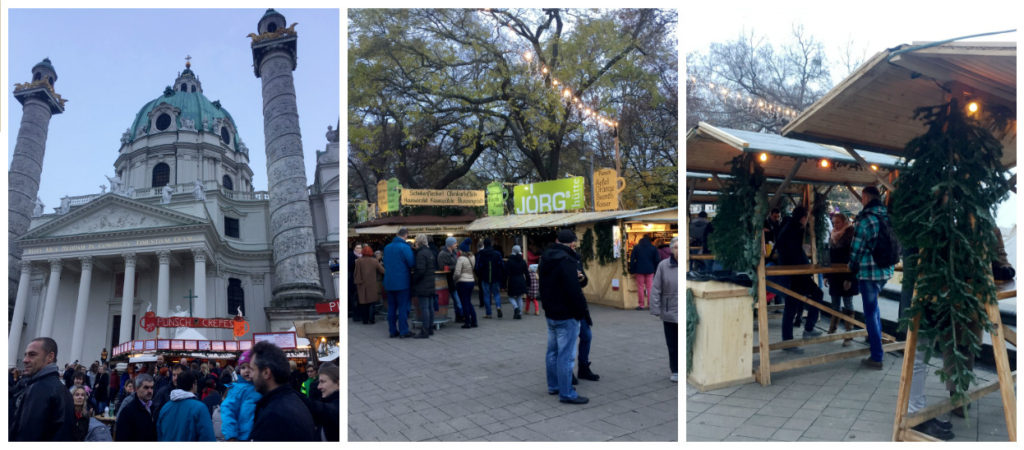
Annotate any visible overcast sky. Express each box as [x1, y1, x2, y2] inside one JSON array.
[[6, 8, 339, 211], [683, 0, 1020, 228]]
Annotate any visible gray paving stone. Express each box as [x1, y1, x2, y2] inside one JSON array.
[[771, 428, 803, 440], [705, 404, 758, 419], [686, 423, 734, 440], [732, 423, 778, 439], [744, 414, 788, 428], [781, 417, 814, 431]]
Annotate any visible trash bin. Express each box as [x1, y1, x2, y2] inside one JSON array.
[[688, 280, 755, 392]]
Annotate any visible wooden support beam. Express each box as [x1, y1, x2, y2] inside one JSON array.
[[765, 280, 896, 342], [753, 330, 868, 352], [769, 158, 804, 209], [899, 428, 941, 442], [892, 314, 921, 441], [842, 146, 895, 191], [769, 342, 905, 373], [756, 231, 771, 386], [845, 184, 861, 203], [984, 300, 1017, 441], [1005, 326, 1017, 347], [901, 372, 1017, 430], [996, 289, 1016, 300]]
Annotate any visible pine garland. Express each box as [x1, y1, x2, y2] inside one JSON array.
[[686, 288, 699, 375], [580, 227, 595, 269], [812, 190, 828, 264], [594, 221, 614, 266], [892, 99, 1011, 412], [708, 152, 768, 294]]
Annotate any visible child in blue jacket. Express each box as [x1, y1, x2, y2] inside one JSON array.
[[219, 350, 262, 441]]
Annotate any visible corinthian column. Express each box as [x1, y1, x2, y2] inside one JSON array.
[[9, 261, 34, 366], [39, 258, 63, 338], [250, 9, 324, 307], [70, 256, 94, 363], [9, 58, 65, 310], [119, 253, 137, 344]]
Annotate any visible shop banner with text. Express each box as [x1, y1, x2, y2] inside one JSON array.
[[514, 177, 585, 214], [594, 168, 627, 212], [487, 181, 508, 216], [401, 188, 485, 206], [377, 179, 389, 213], [387, 178, 401, 212]]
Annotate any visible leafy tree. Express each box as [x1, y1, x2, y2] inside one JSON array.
[[348, 8, 677, 208]]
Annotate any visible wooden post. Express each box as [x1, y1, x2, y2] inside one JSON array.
[[841, 146, 895, 191], [892, 314, 921, 441], [756, 230, 771, 385], [984, 299, 1017, 441], [769, 158, 804, 209], [845, 184, 861, 203]]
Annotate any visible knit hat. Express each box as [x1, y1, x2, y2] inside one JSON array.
[[557, 229, 577, 243], [238, 350, 253, 366], [459, 238, 472, 253], [511, 245, 522, 255], [445, 236, 457, 247]]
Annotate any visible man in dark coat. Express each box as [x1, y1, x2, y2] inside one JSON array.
[[412, 234, 438, 339], [475, 238, 506, 318], [115, 373, 157, 441], [10, 337, 76, 441], [628, 236, 661, 310], [93, 364, 111, 414], [151, 363, 184, 421], [249, 341, 316, 441], [775, 206, 824, 352], [538, 229, 589, 405], [348, 243, 363, 322], [505, 245, 529, 320]]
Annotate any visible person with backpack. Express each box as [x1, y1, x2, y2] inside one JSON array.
[[849, 186, 897, 370]]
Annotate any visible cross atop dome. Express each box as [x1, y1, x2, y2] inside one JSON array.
[[185, 54, 192, 69]]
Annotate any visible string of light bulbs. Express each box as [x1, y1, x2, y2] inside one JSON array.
[[478, 8, 619, 129], [688, 76, 802, 119]]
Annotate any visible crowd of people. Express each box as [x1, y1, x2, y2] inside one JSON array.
[[349, 227, 681, 403], [10, 338, 339, 441]]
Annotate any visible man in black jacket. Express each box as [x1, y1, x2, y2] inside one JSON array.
[[10, 337, 76, 441], [114, 373, 157, 441], [539, 229, 589, 405], [150, 363, 184, 421], [475, 238, 506, 318], [249, 341, 316, 441], [775, 206, 824, 352]]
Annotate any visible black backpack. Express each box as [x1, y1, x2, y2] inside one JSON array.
[[866, 212, 901, 267]]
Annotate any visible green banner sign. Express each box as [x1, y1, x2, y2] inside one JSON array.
[[356, 201, 368, 223], [387, 178, 400, 212], [513, 176, 586, 214], [486, 182, 507, 216]]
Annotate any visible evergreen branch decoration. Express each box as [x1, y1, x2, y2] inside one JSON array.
[[594, 221, 614, 266], [580, 227, 595, 269], [686, 288, 699, 375], [892, 99, 1011, 414], [708, 152, 767, 291], [812, 189, 828, 262]]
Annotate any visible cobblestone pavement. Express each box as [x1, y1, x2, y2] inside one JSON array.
[[686, 311, 1013, 442], [348, 303, 678, 441]]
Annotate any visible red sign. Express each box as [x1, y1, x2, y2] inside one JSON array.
[[139, 311, 249, 334], [315, 301, 340, 314]]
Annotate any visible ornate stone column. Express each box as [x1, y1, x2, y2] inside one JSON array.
[[193, 248, 207, 318], [8, 59, 66, 309], [9, 261, 34, 366], [156, 250, 171, 335], [70, 256, 93, 363], [38, 258, 63, 338], [251, 9, 324, 307], [119, 253, 137, 344]]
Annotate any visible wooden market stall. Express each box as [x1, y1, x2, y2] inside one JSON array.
[[685, 122, 903, 390], [464, 207, 678, 309], [781, 39, 1016, 441]]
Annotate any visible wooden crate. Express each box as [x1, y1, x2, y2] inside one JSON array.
[[687, 280, 755, 391]]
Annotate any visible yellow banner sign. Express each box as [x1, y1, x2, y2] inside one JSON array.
[[400, 189, 485, 206], [377, 180, 389, 213], [594, 168, 627, 212]]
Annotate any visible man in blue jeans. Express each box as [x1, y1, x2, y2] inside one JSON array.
[[538, 229, 589, 404], [849, 187, 895, 369], [383, 228, 415, 338], [475, 238, 505, 318]]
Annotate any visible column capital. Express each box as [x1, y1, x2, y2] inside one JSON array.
[[122, 253, 137, 267], [47, 258, 62, 271], [20, 259, 33, 272], [192, 247, 207, 263], [157, 250, 171, 264], [79, 256, 93, 271]]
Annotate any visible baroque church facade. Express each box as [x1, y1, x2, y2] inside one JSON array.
[[8, 9, 339, 367]]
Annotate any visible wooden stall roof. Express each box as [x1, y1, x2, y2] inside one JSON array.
[[686, 172, 807, 194], [465, 207, 675, 231], [687, 122, 901, 185], [782, 40, 1016, 168]]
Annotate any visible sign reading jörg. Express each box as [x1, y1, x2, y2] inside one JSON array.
[[513, 177, 586, 214]]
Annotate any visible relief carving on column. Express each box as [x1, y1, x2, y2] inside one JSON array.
[[79, 256, 93, 272], [157, 250, 171, 265]]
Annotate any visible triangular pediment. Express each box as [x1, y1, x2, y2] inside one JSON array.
[[21, 194, 207, 240]]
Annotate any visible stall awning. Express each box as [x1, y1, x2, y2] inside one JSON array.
[[782, 39, 1016, 168], [687, 122, 901, 185], [465, 208, 666, 231], [351, 224, 467, 235]]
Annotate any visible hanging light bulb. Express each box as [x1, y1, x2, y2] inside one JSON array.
[[541, 66, 548, 74], [552, 78, 559, 86], [820, 159, 830, 168], [870, 164, 879, 171], [759, 152, 768, 162], [562, 88, 571, 98], [968, 101, 979, 113], [523, 51, 533, 62]]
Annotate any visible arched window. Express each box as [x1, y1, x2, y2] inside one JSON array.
[[191, 85, 196, 93], [181, 83, 187, 92], [152, 163, 170, 187], [33, 72, 41, 81], [222, 175, 234, 191], [155, 113, 172, 131], [220, 127, 231, 145], [267, 22, 278, 33], [228, 278, 245, 316]]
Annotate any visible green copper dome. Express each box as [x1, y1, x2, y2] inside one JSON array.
[[128, 83, 247, 154]]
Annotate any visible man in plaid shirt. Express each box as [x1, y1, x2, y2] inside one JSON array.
[[849, 186, 895, 370]]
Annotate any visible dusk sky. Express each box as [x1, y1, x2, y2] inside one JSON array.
[[6, 8, 340, 211]]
